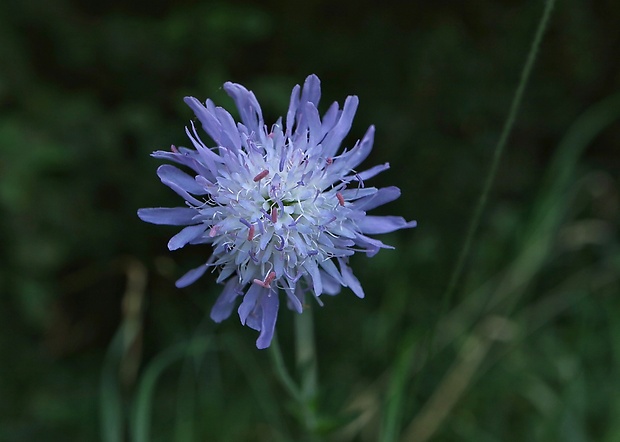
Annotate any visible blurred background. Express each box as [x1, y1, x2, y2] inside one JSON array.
[[1, 0, 619, 440]]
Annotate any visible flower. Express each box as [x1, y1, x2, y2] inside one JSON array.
[[138, 75, 416, 348]]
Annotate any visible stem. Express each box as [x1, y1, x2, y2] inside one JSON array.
[[269, 334, 302, 402], [295, 307, 319, 436], [269, 310, 319, 439]]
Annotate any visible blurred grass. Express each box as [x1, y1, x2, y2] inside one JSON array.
[[1, 0, 619, 441]]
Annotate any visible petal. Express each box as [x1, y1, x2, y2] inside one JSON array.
[[137, 207, 197, 225], [238, 284, 263, 325], [215, 262, 237, 283], [151, 149, 207, 176], [175, 262, 209, 288], [319, 271, 343, 295], [210, 278, 243, 322], [183, 98, 242, 152], [352, 186, 401, 211], [339, 259, 365, 298], [321, 102, 340, 137], [355, 162, 390, 181], [157, 164, 208, 195], [322, 95, 359, 158], [303, 259, 323, 296], [354, 233, 394, 257], [300, 74, 321, 107], [184, 97, 224, 145], [286, 284, 304, 313], [157, 165, 205, 206], [286, 84, 301, 137], [215, 106, 242, 151], [340, 125, 375, 171], [223, 82, 264, 133], [340, 187, 379, 200], [185, 123, 223, 177], [357, 216, 417, 234], [319, 258, 344, 285], [168, 224, 206, 251], [256, 289, 279, 349], [303, 102, 322, 147]]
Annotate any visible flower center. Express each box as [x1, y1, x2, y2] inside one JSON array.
[[201, 138, 346, 287]]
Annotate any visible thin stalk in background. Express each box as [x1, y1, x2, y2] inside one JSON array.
[[441, 0, 556, 318], [100, 327, 125, 442], [130, 338, 210, 442], [402, 0, 557, 439]]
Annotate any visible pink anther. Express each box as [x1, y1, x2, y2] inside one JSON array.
[[171, 144, 179, 153], [209, 226, 218, 237], [253, 170, 269, 182], [336, 192, 345, 207], [270, 206, 278, 223], [326, 157, 333, 165], [247, 224, 255, 241], [253, 271, 277, 288]]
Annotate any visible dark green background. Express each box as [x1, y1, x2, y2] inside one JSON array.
[[1, 0, 619, 440]]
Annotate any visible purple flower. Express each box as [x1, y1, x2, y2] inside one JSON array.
[[138, 75, 416, 349]]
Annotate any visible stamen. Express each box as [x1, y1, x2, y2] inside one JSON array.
[[354, 172, 365, 188], [247, 137, 262, 153], [265, 270, 276, 285], [275, 234, 285, 251], [270, 207, 278, 223], [319, 216, 337, 231], [312, 189, 320, 203], [326, 157, 333, 165], [253, 170, 269, 182], [247, 225, 255, 241], [284, 267, 303, 283], [336, 192, 345, 206], [171, 144, 179, 153], [209, 226, 218, 237], [253, 270, 277, 288]]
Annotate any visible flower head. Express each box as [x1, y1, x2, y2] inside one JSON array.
[[138, 75, 416, 348]]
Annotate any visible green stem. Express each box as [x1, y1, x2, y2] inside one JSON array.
[[269, 333, 302, 402], [269, 308, 319, 439], [295, 307, 319, 437]]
